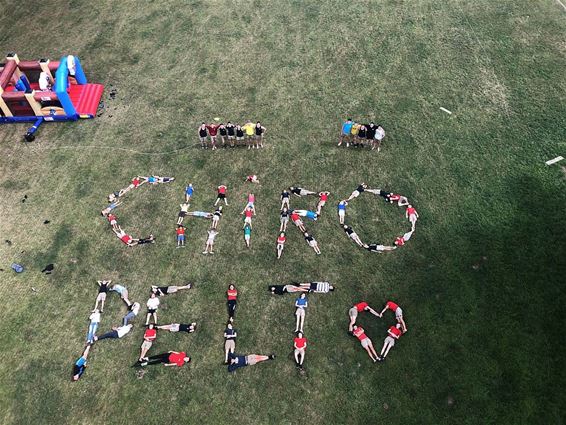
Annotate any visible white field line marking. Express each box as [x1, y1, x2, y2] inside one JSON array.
[[440, 107, 452, 115], [545, 156, 564, 165], [555, 0, 566, 11]]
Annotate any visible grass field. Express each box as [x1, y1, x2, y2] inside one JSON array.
[[0, 1, 565, 424]]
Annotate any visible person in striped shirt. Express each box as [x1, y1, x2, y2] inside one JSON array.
[[299, 281, 334, 293]]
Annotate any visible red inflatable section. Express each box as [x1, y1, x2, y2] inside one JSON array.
[[70, 83, 104, 117]]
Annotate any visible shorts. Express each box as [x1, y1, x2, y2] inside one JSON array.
[[177, 235, 185, 241], [148, 308, 157, 314], [218, 193, 226, 199], [385, 336, 396, 347], [295, 308, 305, 318], [207, 238, 215, 245], [179, 324, 192, 332], [96, 292, 107, 302], [245, 234, 250, 241], [308, 239, 316, 247], [244, 216, 252, 224], [294, 348, 305, 356], [227, 135, 235, 139], [110, 219, 117, 226], [338, 210, 345, 217], [169, 324, 180, 332], [349, 307, 358, 320], [318, 200, 326, 207], [245, 355, 258, 365], [236, 136, 244, 141], [395, 307, 403, 320], [361, 338, 370, 348], [277, 243, 284, 250], [351, 190, 360, 198], [246, 202, 254, 209], [141, 340, 153, 350], [199, 136, 207, 142], [120, 289, 129, 300], [178, 211, 187, 218], [225, 339, 235, 351]]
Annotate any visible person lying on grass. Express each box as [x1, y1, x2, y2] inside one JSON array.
[[143, 175, 175, 184], [290, 186, 317, 197], [226, 284, 237, 319], [228, 352, 275, 372], [246, 174, 260, 184], [203, 229, 218, 254], [94, 324, 133, 341], [110, 282, 131, 306], [346, 183, 368, 201], [151, 283, 192, 296], [72, 344, 91, 381], [146, 293, 159, 325], [343, 225, 367, 248], [101, 200, 122, 217], [304, 232, 321, 255], [281, 189, 290, 209], [294, 332, 307, 368], [406, 205, 418, 231], [185, 183, 194, 202], [293, 209, 318, 221], [241, 193, 256, 216], [212, 206, 223, 229], [352, 325, 379, 362], [243, 207, 254, 228], [295, 293, 308, 333], [177, 202, 190, 225], [268, 282, 334, 294], [138, 324, 157, 361], [380, 300, 407, 333], [176, 225, 186, 248], [156, 323, 196, 333], [140, 351, 190, 367], [123, 302, 140, 326], [86, 309, 100, 344], [348, 301, 381, 332], [187, 211, 213, 218], [337, 200, 347, 225], [113, 226, 139, 247], [224, 323, 237, 364], [378, 324, 402, 361], [244, 223, 252, 248], [277, 232, 286, 259], [291, 211, 306, 232], [106, 213, 119, 232], [366, 243, 396, 253], [316, 192, 330, 215], [94, 279, 111, 312], [280, 208, 289, 232]]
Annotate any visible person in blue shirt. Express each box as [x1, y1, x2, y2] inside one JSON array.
[[227, 352, 275, 372], [72, 345, 91, 381], [293, 209, 318, 221], [185, 183, 194, 202], [339, 118, 353, 146], [110, 283, 131, 307], [295, 293, 308, 333], [338, 200, 347, 225]]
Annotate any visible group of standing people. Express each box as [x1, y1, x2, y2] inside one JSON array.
[[348, 300, 408, 362], [277, 187, 330, 258], [339, 183, 419, 252], [198, 120, 267, 150], [339, 119, 386, 151]]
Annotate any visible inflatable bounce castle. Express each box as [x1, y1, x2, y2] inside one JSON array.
[[0, 53, 104, 140]]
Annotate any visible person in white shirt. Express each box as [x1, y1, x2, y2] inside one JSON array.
[[177, 202, 190, 225], [123, 302, 140, 325], [203, 229, 218, 254], [86, 309, 101, 343], [94, 324, 133, 341], [38, 72, 51, 91], [146, 293, 160, 325], [67, 55, 76, 77], [373, 125, 385, 151]]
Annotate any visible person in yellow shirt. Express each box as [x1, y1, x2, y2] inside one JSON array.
[[242, 120, 255, 149]]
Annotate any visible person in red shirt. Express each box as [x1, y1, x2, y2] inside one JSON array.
[[140, 351, 190, 367], [352, 325, 379, 362], [406, 204, 419, 231], [293, 332, 307, 367], [276, 232, 286, 259], [176, 225, 186, 248], [394, 236, 405, 247], [206, 123, 220, 150], [107, 213, 119, 231], [291, 211, 306, 232], [316, 191, 330, 215], [113, 226, 139, 247], [138, 324, 157, 361], [380, 301, 407, 333], [348, 301, 381, 331], [226, 283, 238, 319], [245, 174, 260, 184], [214, 184, 228, 206], [378, 324, 402, 361]]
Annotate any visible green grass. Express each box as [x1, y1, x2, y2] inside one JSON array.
[[0, 0, 565, 424]]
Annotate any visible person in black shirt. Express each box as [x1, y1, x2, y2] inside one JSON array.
[[198, 123, 208, 149], [281, 190, 290, 209], [289, 186, 317, 197], [218, 123, 227, 147], [235, 124, 244, 146], [224, 323, 237, 364], [226, 122, 235, 147], [94, 279, 111, 312], [254, 122, 266, 148], [347, 183, 368, 201], [365, 122, 376, 147], [280, 207, 289, 232], [343, 225, 367, 248], [356, 125, 367, 146]]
